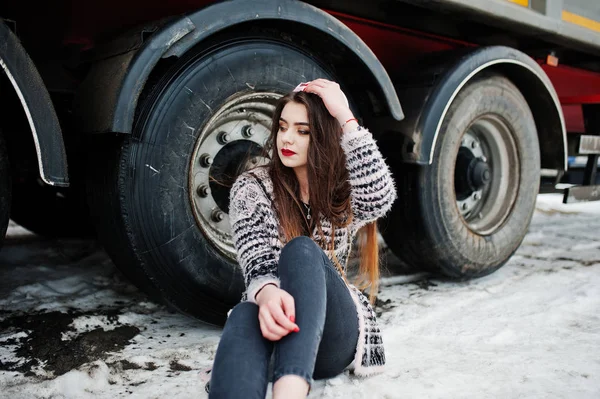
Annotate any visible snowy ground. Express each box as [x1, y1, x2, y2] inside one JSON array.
[[0, 194, 599, 399]]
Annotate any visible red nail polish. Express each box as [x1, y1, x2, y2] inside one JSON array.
[[294, 327, 300, 333], [290, 315, 295, 323]]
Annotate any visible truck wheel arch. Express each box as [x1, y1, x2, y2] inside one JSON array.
[[0, 21, 69, 187], [396, 46, 567, 172], [76, 0, 404, 135]]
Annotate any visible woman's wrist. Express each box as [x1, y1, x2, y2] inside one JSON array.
[[336, 110, 355, 126], [255, 283, 278, 303], [336, 111, 359, 133]]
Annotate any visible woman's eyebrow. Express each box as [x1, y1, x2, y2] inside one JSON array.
[[279, 117, 309, 126]]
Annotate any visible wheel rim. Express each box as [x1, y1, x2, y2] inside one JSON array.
[[454, 115, 519, 235], [189, 92, 280, 260]]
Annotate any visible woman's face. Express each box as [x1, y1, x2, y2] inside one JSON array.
[[276, 101, 310, 170]]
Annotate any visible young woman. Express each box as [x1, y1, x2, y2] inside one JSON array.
[[208, 79, 397, 398]]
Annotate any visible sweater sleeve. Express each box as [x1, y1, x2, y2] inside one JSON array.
[[340, 126, 397, 231], [229, 174, 280, 304]]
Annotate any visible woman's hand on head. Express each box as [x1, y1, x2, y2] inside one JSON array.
[[303, 79, 355, 125], [255, 285, 299, 341]]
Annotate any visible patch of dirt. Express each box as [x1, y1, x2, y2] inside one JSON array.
[[554, 257, 600, 267], [413, 279, 438, 290], [0, 309, 140, 377], [374, 298, 396, 317], [118, 359, 144, 370], [169, 360, 192, 372]]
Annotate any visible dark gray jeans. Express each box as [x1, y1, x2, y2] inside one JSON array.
[[208, 236, 359, 398]]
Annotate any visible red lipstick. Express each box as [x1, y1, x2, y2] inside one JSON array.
[[281, 149, 296, 156]]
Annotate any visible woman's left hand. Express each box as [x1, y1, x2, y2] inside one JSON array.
[[303, 79, 354, 125]]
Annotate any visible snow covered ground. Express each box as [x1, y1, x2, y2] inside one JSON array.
[[0, 193, 599, 398]]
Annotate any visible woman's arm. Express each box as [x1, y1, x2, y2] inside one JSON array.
[[340, 125, 397, 229], [228, 174, 280, 303], [303, 79, 397, 229]]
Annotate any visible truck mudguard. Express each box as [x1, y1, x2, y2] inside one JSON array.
[[0, 21, 69, 186], [77, 0, 404, 135], [395, 46, 567, 171]]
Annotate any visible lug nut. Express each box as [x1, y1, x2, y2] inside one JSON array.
[[200, 154, 213, 167], [242, 125, 255, 138], [211, 209, 225, 223], [196, 185, 210, 198], [217, 131, 230, 144]]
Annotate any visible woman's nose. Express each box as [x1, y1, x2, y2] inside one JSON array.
[[282, 132, 293, 145]]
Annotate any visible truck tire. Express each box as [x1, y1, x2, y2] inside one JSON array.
[[87, 35, 336, 324], [381, 75, 540, 279], [0, 131, 10, 246]]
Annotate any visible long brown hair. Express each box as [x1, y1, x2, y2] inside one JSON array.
[[262, 91, 380, 303]]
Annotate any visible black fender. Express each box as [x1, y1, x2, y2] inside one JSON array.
[[393, 46, 567, 171], [0, 21, 68, 186], [75, 0, 404, 134]]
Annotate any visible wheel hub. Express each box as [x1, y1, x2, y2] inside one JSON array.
[[455, 147, 491, 200], [454, 116, 519, 235], [189, 92, 281, 260], [471, 159, 491, 188]]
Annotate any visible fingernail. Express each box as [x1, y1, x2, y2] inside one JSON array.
[[290, 315, 295, 323], [294, 327, 300, 333]]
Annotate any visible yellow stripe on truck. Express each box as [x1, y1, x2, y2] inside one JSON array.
[[562, 10, 600, 33], [507, 0, 529, 7]]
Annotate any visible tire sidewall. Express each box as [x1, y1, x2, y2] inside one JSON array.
[[122, 39, 336, 320], [423, 76, 540, 277]]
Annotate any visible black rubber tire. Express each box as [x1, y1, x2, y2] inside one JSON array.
[[0, 131, 11, 246], [381, 75, 540, 279], [9, 181, 95, 238], [87, 34, 336, 325]]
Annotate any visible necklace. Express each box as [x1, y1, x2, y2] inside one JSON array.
[[302, 202, 311, 220]]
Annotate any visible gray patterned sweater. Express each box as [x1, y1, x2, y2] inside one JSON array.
[[228, 126, 397, 376]]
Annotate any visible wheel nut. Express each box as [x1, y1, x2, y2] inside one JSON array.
[[200, 154, 213, 167], [211, 209, 225, 223], [217, 131, 230, 144], [196, 185, 210, 198], [243, 125, 255, 138]]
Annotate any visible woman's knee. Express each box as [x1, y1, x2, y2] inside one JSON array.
[[280, 236, 321, 263], [279, 237, 326, 279], [224, 301, 260, 330]]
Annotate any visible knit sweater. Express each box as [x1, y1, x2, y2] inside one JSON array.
[[228, 126, 397, 376]]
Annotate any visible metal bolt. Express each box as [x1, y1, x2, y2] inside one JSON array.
[[196, 185, 210, 198], [200, 154, 213, 167], [217, 131, 230, 145], [242, 125, 255, 138], [211, 209, 225, 223]]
